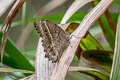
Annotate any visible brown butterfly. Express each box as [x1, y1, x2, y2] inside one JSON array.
[[34, 20, 70, 62]]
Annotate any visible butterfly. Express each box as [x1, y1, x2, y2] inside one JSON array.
[[34, 20, 70, 62]]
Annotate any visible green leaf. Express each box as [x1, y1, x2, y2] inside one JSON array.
[[111, 0, 120, 7], [0, 13, 86, 29], [100, 14, 115, 49], [84, 71, 109, 80], [0, 33, 34, 71], [110, 14, 120, 80], [80, 34, 103, 50]]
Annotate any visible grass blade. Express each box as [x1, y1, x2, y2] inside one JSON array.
[[110, 14, 120, 80]]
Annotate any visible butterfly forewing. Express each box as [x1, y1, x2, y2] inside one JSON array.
[[34, 20, 70, 62]]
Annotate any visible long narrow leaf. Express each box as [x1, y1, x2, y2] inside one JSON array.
[[110, 14, 120, 80], [100, 14, 115, 49], [0, 68, 34, 73], [0, 33, 34, 71], [61, 0, 94, 24], [93, 1, 115, 49]]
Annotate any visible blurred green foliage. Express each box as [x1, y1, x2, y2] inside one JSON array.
[[0, 0, 120, 79]]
